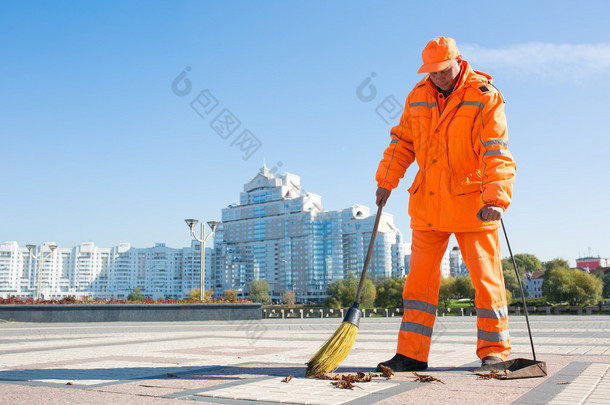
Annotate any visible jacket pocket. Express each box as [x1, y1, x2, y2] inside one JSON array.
[[450, 169, 482, 195], [408, 171, 424, 194]]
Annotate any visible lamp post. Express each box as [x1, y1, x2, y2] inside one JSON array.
[[185, 219, 220, 302], [26, 244, 57, 300]]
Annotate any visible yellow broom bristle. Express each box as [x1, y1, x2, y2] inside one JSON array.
[[305, 321, 359, 376]]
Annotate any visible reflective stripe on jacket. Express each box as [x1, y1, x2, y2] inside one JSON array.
[[376, 60, 516, 232]]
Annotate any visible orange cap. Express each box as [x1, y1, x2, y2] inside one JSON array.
[[418, 36, 460, 73]]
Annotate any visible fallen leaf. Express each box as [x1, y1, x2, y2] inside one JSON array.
[[167, 373, 180, 378], [314, 370, 385, 383], [331, 380, 362, 389], [476, 370, 507, 380], [358, 372, 372, 383], [378, 364, 394, 379], [412, 372, 445, 384], [282, 375, 293, 383], [339, 372, 372, 383], [313, 372, 340, 380]]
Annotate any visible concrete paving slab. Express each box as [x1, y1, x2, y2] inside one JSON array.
[[0, 315, 608, 404]]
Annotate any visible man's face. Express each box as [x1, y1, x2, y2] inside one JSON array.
[[429, 56, 462, 92]]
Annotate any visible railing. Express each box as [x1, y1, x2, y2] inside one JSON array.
[[262, 305, 610, 319]]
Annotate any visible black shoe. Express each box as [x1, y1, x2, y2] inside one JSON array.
[[481, 356, 503, 367], [376, 353, 428, 372]]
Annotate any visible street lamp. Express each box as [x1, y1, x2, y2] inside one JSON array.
[[26, 244, 57, 300], [185, 219, 220, 302]]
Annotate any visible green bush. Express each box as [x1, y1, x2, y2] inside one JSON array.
[[325, 273, 376, 309], [375, 277, 405, 308], [127, 287, 145, 302], [248, 280, 272, 304]]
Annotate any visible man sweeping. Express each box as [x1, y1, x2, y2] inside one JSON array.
[[375, 36, 516, 371]]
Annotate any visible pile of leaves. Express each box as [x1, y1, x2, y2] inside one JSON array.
[[476, 370, 511, 380], [291, 367, 445, 390], [0, 296, 251, 305], [309, 370, 393, 390]]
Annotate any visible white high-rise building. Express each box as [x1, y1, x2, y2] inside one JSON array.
[[440, 249, 451, 278], [449, 246, 469, 278], [214, 166, 409, 302], [2, 167, 458, 301], [0, 241, 211, 300], [391, 230, 411, 278], [0, 241, 30, 295]]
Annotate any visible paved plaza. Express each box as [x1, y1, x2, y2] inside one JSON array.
[[0, 315, 608, 404]]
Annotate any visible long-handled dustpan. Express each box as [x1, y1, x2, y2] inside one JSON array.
[[474, 219, 547, 379]]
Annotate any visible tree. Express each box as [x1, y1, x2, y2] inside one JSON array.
[[502, 253, 541, 297], [502, 258, 521, 297], [187, 288, 214, 301], [375, 277, 405, 308], [223, 289, 238, 301], [454, 275, 475, 304], [541, 259, 570, 299], [505, 288, 512, 304], [438, 276, 457, 308], [127, 287, 145, 302], [570, 270, 602, 305], [596, 271, 610, 298], [325, 274, 376, 309], [514, 254, 542, 274], [543, 267, 603, 305], [248, 280, 272, 304], [543, 258, 570, 272], [282, 290, 296, 306]]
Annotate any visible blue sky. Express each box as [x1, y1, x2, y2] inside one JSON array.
[[2, 0, 609, 265]]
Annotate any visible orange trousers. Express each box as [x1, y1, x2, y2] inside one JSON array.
[[397, 229, 511, 362]]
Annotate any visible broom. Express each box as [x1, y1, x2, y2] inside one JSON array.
[[305, 207, 383, 376]]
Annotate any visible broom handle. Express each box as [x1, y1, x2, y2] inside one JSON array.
[[355, 207, 383, 304], [501, 219, 537, 361]]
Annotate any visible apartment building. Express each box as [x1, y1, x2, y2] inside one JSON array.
[[214, 166, 410, 302], [449, 246, 468, 278], [523, 270, 545, 298], [0, 240, 211, 299], [2, 167, 477, 301]]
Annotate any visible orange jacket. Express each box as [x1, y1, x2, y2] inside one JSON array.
[[376, 60, 516, 232]]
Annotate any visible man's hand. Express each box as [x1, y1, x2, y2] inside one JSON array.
[[476, 204, 504, 222], [376, 187, 391, 207]]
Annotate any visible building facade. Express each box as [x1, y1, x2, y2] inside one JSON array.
[[0, 241, 211, 300], [1, 167, 475, 302], [576, 256, 610, 272], [449, 246, 468, 278], [523, 270, 545, 298], [213, 166, 410, 302]]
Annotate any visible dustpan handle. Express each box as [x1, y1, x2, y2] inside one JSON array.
[[355, 207, 383, 304], [501, 219, 537, 361]]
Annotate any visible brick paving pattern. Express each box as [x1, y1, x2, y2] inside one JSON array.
[[0, 315, 608, 404]]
